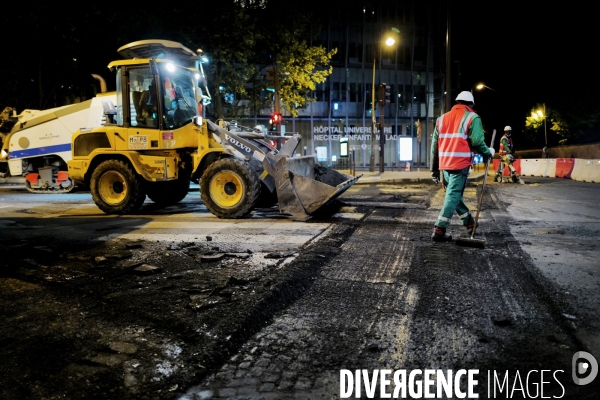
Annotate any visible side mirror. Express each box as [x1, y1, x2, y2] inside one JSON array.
[[197, 75, 207, 89]]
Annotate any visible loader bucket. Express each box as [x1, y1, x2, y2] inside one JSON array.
[[267, 155, 362, 220]]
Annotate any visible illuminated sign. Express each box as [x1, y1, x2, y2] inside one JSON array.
[[399, 137, 413, 161], [340, 137, 349, 157]]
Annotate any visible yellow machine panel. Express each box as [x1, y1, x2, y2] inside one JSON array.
[[138, 154, 178, 180]]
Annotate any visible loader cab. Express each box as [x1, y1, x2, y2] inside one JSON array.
[[112, 60, 199, 131]]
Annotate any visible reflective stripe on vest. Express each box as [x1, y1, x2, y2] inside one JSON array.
[[436, 107, 475, 170]]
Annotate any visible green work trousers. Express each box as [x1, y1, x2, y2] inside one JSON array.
[[434, 167, 472, 229]]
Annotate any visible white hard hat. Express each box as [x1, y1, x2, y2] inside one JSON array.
[[504, 126, 512, 131], [455, 91, 474, 104]]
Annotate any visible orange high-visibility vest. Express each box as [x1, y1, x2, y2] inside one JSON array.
[[499, 135, 513, 155], [436, 105, 476, 170]]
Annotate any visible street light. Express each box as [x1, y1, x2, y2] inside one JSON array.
[[370, 28, 399, 172], [475, 83, 498, 92]]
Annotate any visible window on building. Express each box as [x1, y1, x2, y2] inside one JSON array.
[[332, 82, 340, 102], [350, 83, 361, 102], [365, 44, 374, 63], [316, 82, 328, 102], [398, 91, 409, 116]]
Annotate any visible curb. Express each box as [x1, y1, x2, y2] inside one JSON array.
[[352, 174, 486, 186]]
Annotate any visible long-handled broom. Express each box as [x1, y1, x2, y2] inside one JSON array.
[[455, 129, 497, 249]]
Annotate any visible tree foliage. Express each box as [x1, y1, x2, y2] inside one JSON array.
[[165, 0, 336, 120], [525, 101, 600, 146], [277, 42, 336, 117], [194, 0, 335, 120]]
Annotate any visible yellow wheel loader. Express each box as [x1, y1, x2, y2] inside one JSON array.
[[67, 40, 361, 220]]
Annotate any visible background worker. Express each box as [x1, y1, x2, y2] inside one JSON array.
[[430, 91, 494, 242], [494, 126, 520, 183]]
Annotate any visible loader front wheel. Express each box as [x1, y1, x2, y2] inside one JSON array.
[[200, 158, 260, 218], [91, 160, 146, 214]]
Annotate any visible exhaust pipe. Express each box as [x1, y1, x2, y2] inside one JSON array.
[[91, 74, 107, 93]]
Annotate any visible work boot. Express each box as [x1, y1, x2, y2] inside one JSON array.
[[464, 216, 475, 233], [511, 174, 520, 183], [493, 174, 501, 182], [431, 226, 452, 242]]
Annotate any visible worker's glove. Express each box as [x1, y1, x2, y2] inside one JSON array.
[[431, 170, 440, 184], [483, 148, 495, 163]]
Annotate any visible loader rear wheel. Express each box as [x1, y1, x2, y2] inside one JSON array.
[[200, 158, 260, 218], [91, 160, 146, 214], [146, 175, 190, 206]]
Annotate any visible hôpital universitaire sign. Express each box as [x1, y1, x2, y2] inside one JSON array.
[[312, 125, 401, 142]]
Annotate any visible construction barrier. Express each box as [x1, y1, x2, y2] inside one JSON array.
[[492, 158, 522, 176], [546, 158, 556, 178], [581, 159, 594, 182], [590, 160, 600, 183], [535, 159, 549, 177], [496, 158, 600, 183], [520, 159, 537, 176], [555, 158, 575, 178], [570, 159, 586, 181]]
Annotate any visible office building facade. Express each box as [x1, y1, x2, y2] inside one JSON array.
[[237, 2, 446, 169]]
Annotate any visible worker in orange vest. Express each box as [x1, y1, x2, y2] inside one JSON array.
[[429, 91, 495, 242], [494, 126, 521, 183]]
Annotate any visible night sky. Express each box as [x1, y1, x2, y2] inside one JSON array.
[[451, 2, 597, 143]]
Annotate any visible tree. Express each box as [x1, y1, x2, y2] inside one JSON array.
[[180, 1, 336, 121], [523, 104, 558, 146], [550, 97, 600, 145], [525, 101, 600, 146], [174, 2, 257, 120], [252, 1, 335, 118], [276, 42, 336, 117]]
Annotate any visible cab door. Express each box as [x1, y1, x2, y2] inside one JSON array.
[[115, 65, 163, 152]]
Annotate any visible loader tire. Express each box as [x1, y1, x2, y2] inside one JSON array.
[[91, 160, 146, 214], [146, 175, 190, 206], [200, 158, 260, 218]]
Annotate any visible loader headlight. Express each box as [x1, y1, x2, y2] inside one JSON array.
[[166, 63, 175, 72], [0, 149, 8, 160]]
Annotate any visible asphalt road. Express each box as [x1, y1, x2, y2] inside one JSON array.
[[492, 177, 600, 361], [1, 178, 599, 399]]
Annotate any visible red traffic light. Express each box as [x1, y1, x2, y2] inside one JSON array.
[[271, 113, 282, 124]]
